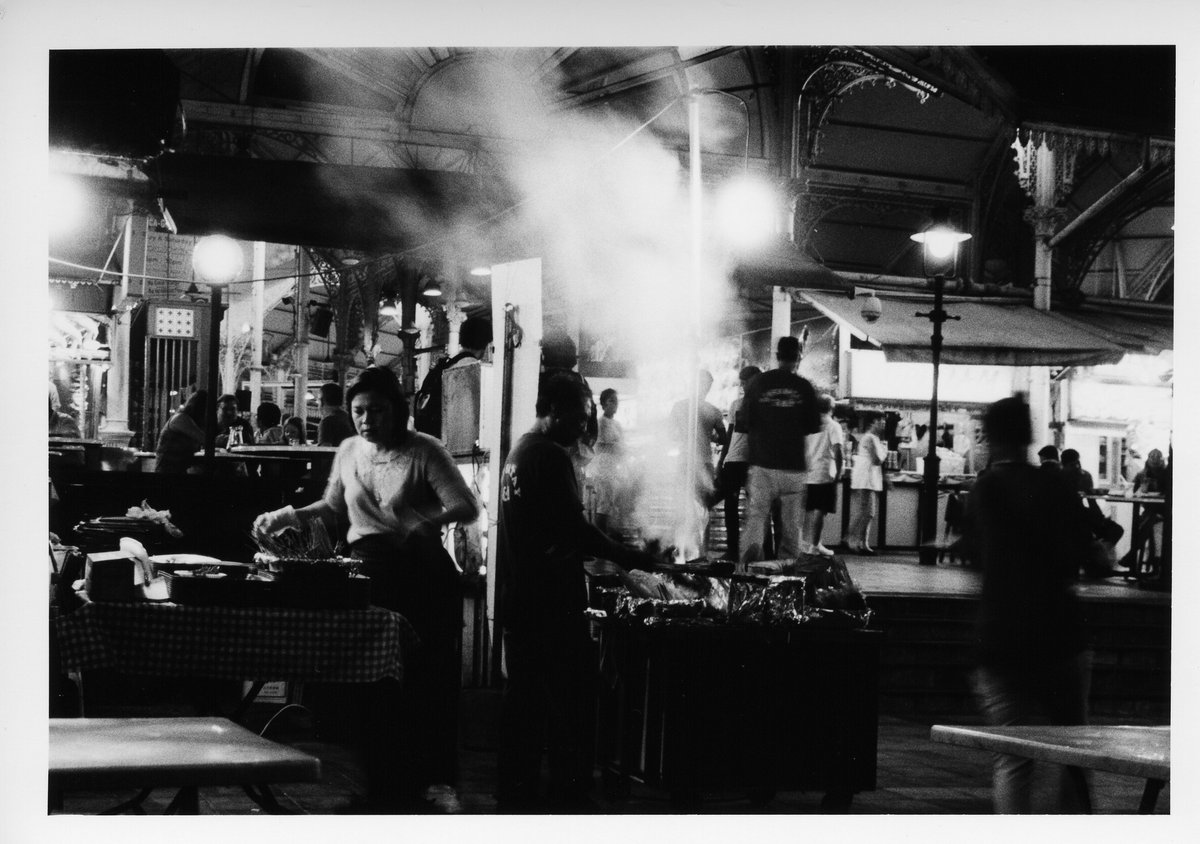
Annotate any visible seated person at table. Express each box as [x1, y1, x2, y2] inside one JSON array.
[[1122, 448, 1169, 571], [1062, 448, 1122, 578], [1037, 444, 1061, 470], [49, 398, 82, 438], [282, 415, 307, 445], [495, 374, 657, 812], [317, 382, 356, 447], [1059, 448, 1094, 496], [214, 394, 254, 448], [253, 401, 285, 444], [254, 366, 480, 813], [155, 390, 207, 474]]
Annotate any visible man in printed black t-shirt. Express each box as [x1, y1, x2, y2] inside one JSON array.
[[737, 334, 821, 563], [495, 373, 655, 812]]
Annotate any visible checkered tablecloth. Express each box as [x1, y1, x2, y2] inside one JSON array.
[[55, 602, 419, 685]]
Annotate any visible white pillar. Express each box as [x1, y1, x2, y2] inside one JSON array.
[[249, 242, 266, 412], [1016, 139, 1070, 312], [772, 286, 792, 347], [1021, 366, 1053, 457], [485, 259, 544, 652], [98, 213, 136, 446], [292, 248, 310, 425], [446, 302, 467, 356]]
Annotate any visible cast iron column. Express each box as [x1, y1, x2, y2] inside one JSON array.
[[203, 284, 223, 461], [916, 274, 956, 565]]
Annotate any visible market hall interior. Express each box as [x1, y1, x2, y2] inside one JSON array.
[[34, 36, 1176, 825]]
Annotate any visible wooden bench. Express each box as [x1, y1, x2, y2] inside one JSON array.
[[49, 717, 321, 814], [930, 724, 1169, 813]]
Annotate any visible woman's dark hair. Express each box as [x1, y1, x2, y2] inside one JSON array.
[[857, 410, 883, 429], [282, 415, 307, 444], [346, 366, 410, 442], [182, 390, 209, 423], [599, 388, 618, 406], [255, 401, 282, 429]]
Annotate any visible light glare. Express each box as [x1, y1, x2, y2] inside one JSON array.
[[715, 177, 777, 248], [192, 235, 244, 285], [49, 175, 88, 237]]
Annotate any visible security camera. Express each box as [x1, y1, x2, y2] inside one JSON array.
[[861, 298, 882, 322], [855, 289, 883, 323]]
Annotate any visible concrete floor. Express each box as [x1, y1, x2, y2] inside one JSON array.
[[50, 552, 1172, 819], [52, 713, 1168, 817]]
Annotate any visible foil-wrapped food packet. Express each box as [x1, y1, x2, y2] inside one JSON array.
[[762, 575, 808, 625]]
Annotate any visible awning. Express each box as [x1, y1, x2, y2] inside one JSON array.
[[732, 237, 855, 293], [800, 290, 1127, 367], [1048, 307, 1173, 356]]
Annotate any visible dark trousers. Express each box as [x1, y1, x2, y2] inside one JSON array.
[[496, 621, 597, 807], [716, 461, 748, 560], [353, 536, 462, 803]]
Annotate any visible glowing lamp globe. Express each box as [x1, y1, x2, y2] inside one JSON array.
[[192, 235, 243, 285]]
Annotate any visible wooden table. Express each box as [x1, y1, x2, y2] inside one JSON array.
[[930, 724, 1169, 813], [49, 717, 321, 814]]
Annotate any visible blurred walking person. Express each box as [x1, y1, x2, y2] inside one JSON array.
[[962, 395, 1094, 813]]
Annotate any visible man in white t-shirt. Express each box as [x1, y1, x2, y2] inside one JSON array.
[[803, 395, 844, 556]]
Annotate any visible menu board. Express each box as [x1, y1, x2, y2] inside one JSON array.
[[141, 222, 197, 299]]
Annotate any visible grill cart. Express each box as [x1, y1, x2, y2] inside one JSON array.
[[592, 558, 881, 810]]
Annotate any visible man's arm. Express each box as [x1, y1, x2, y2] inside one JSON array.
[[711, 410, 728, 447], [736, 377, 760, 434], [536, 445, 657, 571], [801, 379, 822, 434]]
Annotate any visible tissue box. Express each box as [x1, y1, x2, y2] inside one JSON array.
[[84, 551, 141, 602]]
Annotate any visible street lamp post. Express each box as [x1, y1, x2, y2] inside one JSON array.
[[192, 235, 244, 462], [910, 210, 971, 566]]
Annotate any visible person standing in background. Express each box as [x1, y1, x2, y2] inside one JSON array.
[[589, 388, 626, 537], [317, 382, 357, 447], [539, 331, 598, 487], [669, 369, 727, 517], [738, 335, 821, 563], [803, 394, 844, 557], [846, 411, 887, 555], [713, 365, 760, 562], [413, 316, 493, 439], [963, 419, 990, 474], [962, 395, 1093, 813]]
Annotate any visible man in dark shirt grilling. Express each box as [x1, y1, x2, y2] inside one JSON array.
[[494, 373, 656, 812]]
